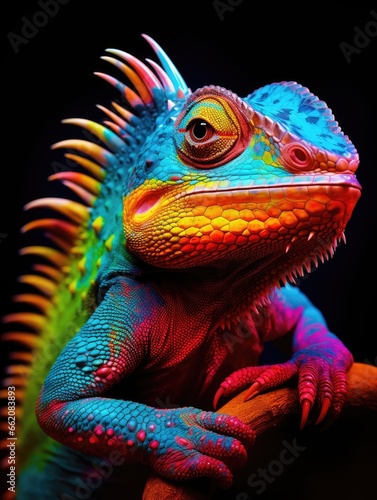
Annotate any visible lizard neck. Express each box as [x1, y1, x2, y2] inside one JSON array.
[[139, 233, 332, 330]]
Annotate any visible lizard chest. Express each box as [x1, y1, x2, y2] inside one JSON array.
[[115, 319, 264, 409]]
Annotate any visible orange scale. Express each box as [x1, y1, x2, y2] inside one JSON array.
[[205, 242, 218, 252], [236, 235, 249, 245], [170, 244, 182, 251], [223, 232, 237, 245], [268, 232, 280, 240], [248, 235, 261, 244], [327, 200, 346, 213], [189, 236, 201, 244], [305, 200, 326, 216], [253, 209, 269, 222], [279, 211, 299, 228], [181, 244, 195, 253], [200, 235, 211, 244], [307, 217, 323, 227], [179, 237, 191, 245], [248, 220, 265, 233], [265, 218, 281, 231], [259, 229, 272, 239], [293, 208, 310, 221], [265, 204, 281, 217], [209, 230, 224, 243]]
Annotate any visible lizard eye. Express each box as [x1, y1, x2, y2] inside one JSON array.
[[174, 90, 252, 169], [187, 119, 215, 143]]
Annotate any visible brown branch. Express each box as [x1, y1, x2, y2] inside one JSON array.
[[142, 362, 377, 500]]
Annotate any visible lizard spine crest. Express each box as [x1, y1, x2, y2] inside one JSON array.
[[0, 34, 190, 458]]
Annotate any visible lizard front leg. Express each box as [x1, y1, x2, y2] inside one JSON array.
[[214, 284, 353, 428], [36, 277, 255, 489]]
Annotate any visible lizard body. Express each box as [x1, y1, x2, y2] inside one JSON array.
[[1, 34, 361, 498]]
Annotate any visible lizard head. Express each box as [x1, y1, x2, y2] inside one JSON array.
[[123, 81, 361, 286]]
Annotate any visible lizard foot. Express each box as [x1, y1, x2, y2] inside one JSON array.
[[149, 407, 256, 489], [214, 341, 353, 429]]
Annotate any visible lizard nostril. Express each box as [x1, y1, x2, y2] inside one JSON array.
[[292, 147, 307, 162], [282, 142, 313, 172]]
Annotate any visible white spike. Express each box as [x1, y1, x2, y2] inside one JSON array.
[[304, 261, 311, 273], [167, 99, 175, 111], [308, 231, 315, 241]]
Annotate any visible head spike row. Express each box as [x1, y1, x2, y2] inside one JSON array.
[[94, 72, 145, 109], [2, 313, 45, 332], [111, 101, 140, 124], [12, 294, 51, 313], [145, 58, 176, 95], [103, 51, 161, 107], [51, 139, 116, 169], [96, 105, 128, 130], [17, 274, 56, 296], [100, 56, 154, 106], [18, 246, 68, 267], [32, 264, 62, 281], [24, 198, 90, 224], [98, 103, 140, 142], [64, 153, 106, 181], [141, 33, 190, 98], [22, 218, 82, 241], [61, 118, 125, 154]]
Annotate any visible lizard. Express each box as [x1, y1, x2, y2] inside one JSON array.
[[0, 33, 361, 498]]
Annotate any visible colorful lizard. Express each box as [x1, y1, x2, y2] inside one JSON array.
[[1, 34, 361, 498]]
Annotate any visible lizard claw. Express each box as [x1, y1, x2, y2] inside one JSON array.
[[300, 399, 312, 429], [214, 342, 352, 430], [243, 381, 261, 402], [213, 387, 225, 410], [212, 366, 274, 410], [315, 396, 332, 425]]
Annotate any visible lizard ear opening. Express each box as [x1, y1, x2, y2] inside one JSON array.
[[173, 87, 252, 169]]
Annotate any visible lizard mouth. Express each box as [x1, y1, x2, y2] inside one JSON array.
[[176, 173, 362, 200], [124, 173, 361, 268], [130, 173, 361, 217]]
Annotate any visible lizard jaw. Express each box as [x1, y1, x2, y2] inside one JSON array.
[[216, 228, 343, 329]]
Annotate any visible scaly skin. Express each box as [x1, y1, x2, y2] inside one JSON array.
[[1, 34, 361, 497]]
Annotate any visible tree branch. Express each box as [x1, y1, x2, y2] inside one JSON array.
[[142, 362, 377, 500]]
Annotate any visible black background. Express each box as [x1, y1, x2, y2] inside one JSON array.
[[1, 2, 377, 499]]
